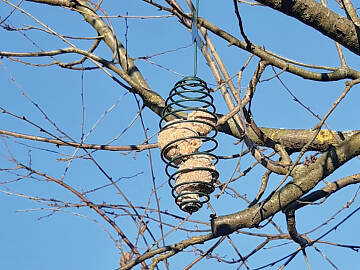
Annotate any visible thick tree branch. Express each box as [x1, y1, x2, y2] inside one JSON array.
[[197, 17, 360, 81], [255, 0, 360, 56], [211, 132, 360, 236], [284, 173, 360, 212], [220, 122, 359, 152]]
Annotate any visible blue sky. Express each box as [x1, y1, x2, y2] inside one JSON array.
[[1, 1, 360, 269]]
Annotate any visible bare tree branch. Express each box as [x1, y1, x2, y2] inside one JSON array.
[[212, 131, 360, 236], [255, 0, 360, 56], [0, 129, 158, 151], [197, 17, 360, 81], [284, 173, 360, 212]]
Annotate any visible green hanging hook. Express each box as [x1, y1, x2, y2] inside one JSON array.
[[192, 0, 200, 77]]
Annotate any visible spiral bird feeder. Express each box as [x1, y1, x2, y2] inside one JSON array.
[[158, 0, 219, 213], [158, 42, 220, 214]]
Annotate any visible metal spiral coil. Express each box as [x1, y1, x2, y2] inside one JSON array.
[[159, 76, 219, 213]]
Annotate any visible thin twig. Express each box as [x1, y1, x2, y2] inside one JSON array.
[[0, 128, 158, 151]]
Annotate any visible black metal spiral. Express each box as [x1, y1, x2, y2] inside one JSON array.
[[159, 76, 219, 213]]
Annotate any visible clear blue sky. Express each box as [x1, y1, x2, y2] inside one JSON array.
[[1, 1, 360, 269]]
